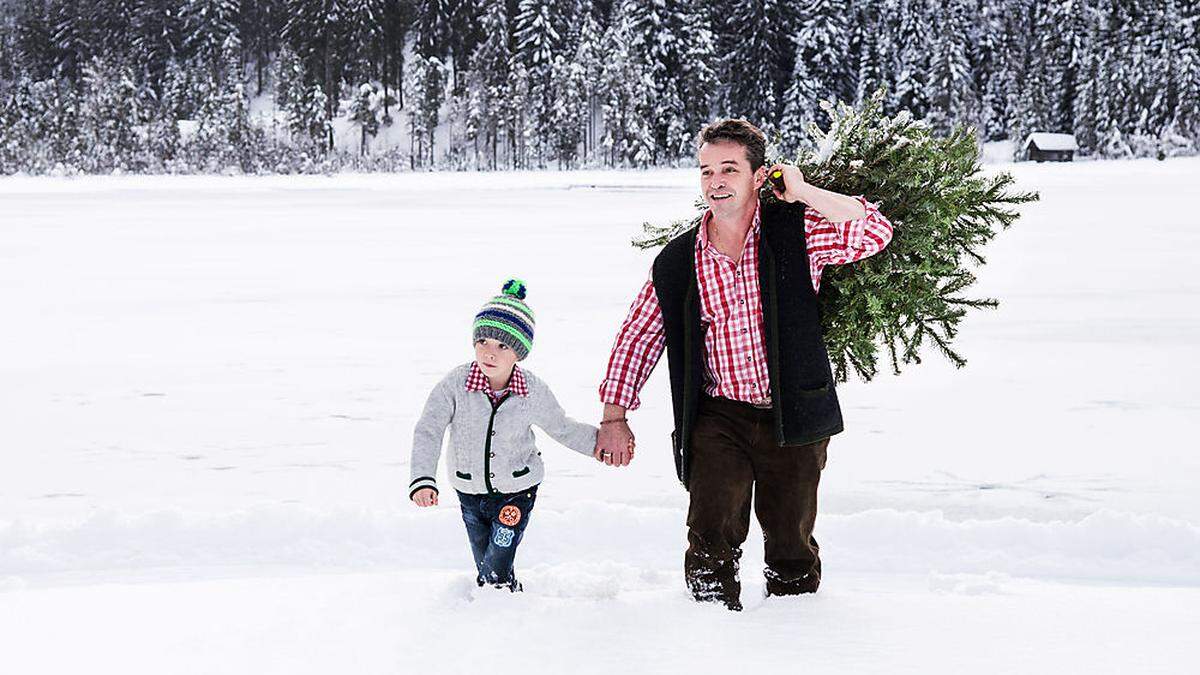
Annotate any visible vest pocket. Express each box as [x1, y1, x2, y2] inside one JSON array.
[[455, 471, 472, 480], [511, 466, 531, 478], [796, 382, 830, 397]]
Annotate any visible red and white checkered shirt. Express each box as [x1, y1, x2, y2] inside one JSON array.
[[599, 196, 893, 410], [466, 361, 529, 402]]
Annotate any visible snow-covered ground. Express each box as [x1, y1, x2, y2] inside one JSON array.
[[2, 158, 1198, 673]]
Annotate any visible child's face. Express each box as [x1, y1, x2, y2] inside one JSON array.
[[474, 337, 519, 379]]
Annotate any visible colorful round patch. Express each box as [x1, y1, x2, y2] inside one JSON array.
[[498, 505, 522, 527]]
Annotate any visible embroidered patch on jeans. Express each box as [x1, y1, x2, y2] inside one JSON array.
[[493, 526, 515, 548], [498, 505, 522, 527]]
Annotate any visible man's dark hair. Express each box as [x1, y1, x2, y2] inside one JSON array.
[[696, 119, 767, 171]]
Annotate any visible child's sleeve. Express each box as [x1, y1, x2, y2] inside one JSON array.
[[409, 370, 458, 500], [530, 376, 599, 458]]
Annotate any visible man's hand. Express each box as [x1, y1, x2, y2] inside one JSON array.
[[594, 405, 635, 467], [766, 163, 807, 204], [411, 488, 438, 507]]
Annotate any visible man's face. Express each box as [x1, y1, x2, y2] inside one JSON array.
[[699, 140, 766, 217]]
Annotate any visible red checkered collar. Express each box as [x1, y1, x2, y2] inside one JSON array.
[[698, 200, 762, 254], [465, 361, 529, 398]]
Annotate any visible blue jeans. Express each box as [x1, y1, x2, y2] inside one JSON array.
[[457, 485, 538, 589]]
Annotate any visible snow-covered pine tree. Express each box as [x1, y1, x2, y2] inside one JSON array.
[[182, 0, 241, 85], [13, 0, 58, 81], [636, 89, 1040, 381], [283, 0, 348, 148], [414, 0, 450, 59], [514, 0, 562, 166], [974, 0, 1010, 142], [890, 0, 931, 120], [718, 0, 785, 130], [1092, 0, 1132, 158], [191, 35, 260, 172], [627, 0, 717, 162], [549, 53, 586, 168], [572, 3, 605, 162], [49, 0, 91, 81], [778, 49, 821, 157], [347, 81, 382, 155], [794, 0, 852, 110], [144, 73, 183, 169], [405, 50, 446, 167], [274, 46, 330, 155], [925, 0, 977, 137], [445, 0, 483, 95], [379, 0, 418, 112], [77, 56, 143, 172], [131, 0, 184, 89], [851, 0, 885, 108], [598, 0, 654, 167], [343, 0, 383, 92], [464, 0, 510, 169], [1172, 0, 1200, 145]]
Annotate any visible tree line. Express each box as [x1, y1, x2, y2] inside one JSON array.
[[0, 0, 1196, 175]]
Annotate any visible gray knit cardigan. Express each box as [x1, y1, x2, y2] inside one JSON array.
[[409, 363, 598, 498]]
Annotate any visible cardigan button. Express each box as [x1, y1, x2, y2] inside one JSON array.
[[490, 430, 496, 436], [489, 473, 495, 478]]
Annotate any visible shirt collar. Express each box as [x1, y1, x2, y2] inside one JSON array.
[[465, 361, 529, 397], [698, 199, 761, 252]]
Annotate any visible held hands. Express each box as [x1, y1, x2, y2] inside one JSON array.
[[411, 488, 438, 507], [593, 418, 636, 467], [766, 164, 807, 204]]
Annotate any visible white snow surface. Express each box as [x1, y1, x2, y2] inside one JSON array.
[[2, 158, 1199, 673]]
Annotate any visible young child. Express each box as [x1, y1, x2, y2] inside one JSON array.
[[409, 279, 607, 592]]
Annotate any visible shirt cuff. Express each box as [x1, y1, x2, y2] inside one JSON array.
[[837, 195, 872, 249], [599, 379, 641, 411]]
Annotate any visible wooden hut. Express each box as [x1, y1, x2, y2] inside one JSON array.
[[1023, 133, 1078, 162]]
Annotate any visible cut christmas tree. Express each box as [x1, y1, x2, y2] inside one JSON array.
[[634, 88, 1040, 383]]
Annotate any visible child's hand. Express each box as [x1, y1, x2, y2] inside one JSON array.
[[412, 488, 438, 507]]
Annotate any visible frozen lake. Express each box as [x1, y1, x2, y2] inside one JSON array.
[[2, 159, 1198, 672]]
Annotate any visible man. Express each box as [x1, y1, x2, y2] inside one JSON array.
[[594, 119, 893, 610]]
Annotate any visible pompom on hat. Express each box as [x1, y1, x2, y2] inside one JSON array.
[[473, 279, 536, 360]]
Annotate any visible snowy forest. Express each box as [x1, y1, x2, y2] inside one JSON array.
[[0, 0, 1197, 175]]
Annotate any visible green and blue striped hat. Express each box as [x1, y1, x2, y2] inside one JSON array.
[[473, 279, 535, 360]]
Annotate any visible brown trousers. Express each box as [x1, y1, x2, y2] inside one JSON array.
[[684, 395, 829, 609]]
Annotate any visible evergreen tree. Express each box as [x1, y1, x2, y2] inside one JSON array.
[[514, 0, 561, 166], [182, 0, 241, 83], [627, 0, 718, 161], [636, 90, 1040, 381], [549, 53, 586, 167], [925, 0, 977, 136], [380, 0, 418, 112], [405, 51, 446, 167], [14, 0, 57, 81], [598, 0, 654, 166], [794, 0, 852, 108], [891, 0, 930, 120], [274, 45, 330, 153], [347, 81, 382, 155], [131, 0, 184, 89], [464, 0, 511, 169], [77, 56, 143, 172], [283, 0, 349, 146], [719, 0, 785, 129], [572, 4, 605, 162], [778, 49, 821, 156], [1172, 0, 1200, 143]]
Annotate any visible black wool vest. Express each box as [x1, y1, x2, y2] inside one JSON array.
[[651, 199, 844, 488]]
